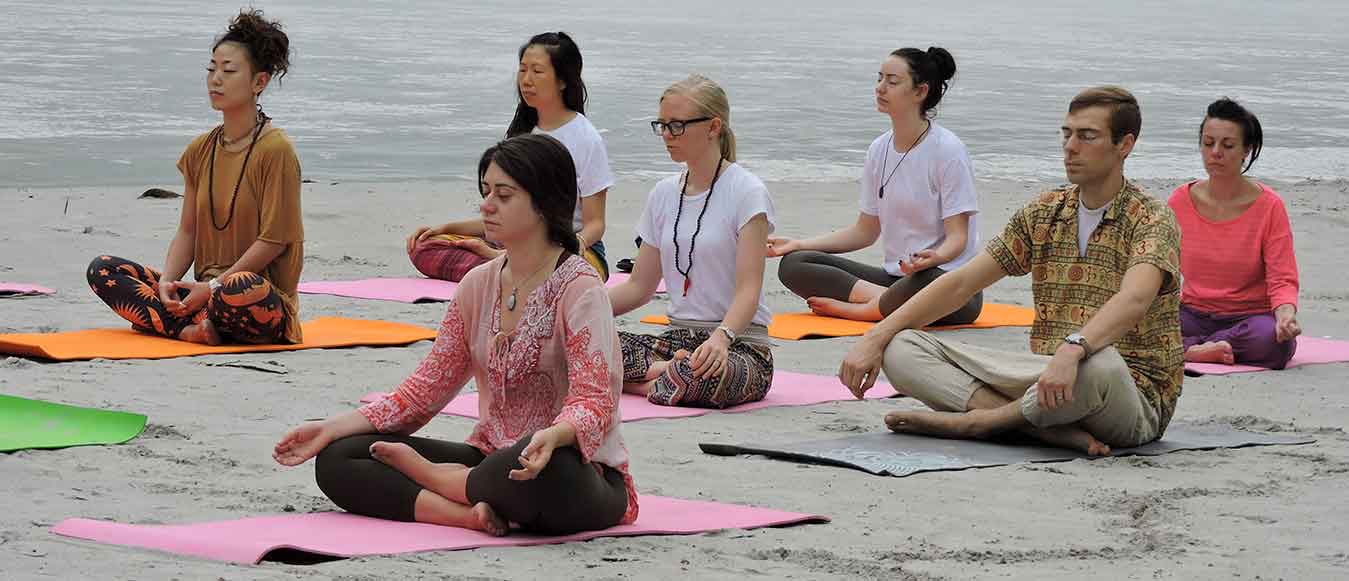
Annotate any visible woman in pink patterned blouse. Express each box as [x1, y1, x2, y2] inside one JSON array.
[[273, 134, 636, 536]]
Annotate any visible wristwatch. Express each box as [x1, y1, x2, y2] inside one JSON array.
[[1063, 333, 1091, 357], [715, 325, 738, 343]]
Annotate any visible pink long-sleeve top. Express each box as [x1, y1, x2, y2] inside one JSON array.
[[358, 254, 638, 524], [1168, 181, 1299, 315]]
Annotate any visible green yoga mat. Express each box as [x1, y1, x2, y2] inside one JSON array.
[[0, 394, 147, 452]]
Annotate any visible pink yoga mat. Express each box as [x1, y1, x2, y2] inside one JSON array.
[[298, 277, 457, 303], [361, 370, 898, 421], [0, 283, 55, 297], [51, 496, 827, 564], [1184, 336, 1349, 375], [297, 274, 661, 304]]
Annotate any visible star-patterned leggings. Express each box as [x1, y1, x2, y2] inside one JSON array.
[[86, 255, 289, 344]]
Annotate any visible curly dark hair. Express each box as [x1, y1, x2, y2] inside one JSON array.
[[477, 134, 581, 254], [213, 8, 291, 94]]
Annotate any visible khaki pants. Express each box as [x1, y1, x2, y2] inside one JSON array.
[[881, 330, 1159, 447]]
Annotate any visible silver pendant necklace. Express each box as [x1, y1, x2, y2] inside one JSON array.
[[505, 252, 557, 312]]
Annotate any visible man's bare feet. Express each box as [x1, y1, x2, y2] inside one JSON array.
[[471, 502, 509, 537], [1185, 341, 1234, 364], [885, 409, 995, 439], [1022, 425, 1112, 456], [806, 297, 882, 321], [885, 409, 1111, 456], [178, 319, 221, 345]]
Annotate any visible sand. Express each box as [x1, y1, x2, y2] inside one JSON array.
[[2, 176, 1348, 580]]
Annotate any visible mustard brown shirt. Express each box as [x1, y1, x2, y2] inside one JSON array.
[[177, 127, 304, 343], [986, 180, 1183, 431]]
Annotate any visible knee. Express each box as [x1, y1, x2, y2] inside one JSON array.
[[1074, 348, 1132, 398], [315, 435, 373, 487], [775, 250, 812, 285], [881, 330, 938, 392], [86, 255, 127, 282]]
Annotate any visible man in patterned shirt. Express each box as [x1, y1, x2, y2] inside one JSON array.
[[838, 86, 1182, 455]]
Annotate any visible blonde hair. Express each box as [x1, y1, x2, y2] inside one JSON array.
[[661, 74, 736, 162]]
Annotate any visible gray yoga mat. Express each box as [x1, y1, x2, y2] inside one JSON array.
[[699, 423, 1314, 477]]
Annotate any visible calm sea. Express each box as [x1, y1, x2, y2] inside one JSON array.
[[3, 0, 1347, 188]]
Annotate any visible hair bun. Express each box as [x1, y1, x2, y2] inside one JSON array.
[[926, 47, 956, 81]]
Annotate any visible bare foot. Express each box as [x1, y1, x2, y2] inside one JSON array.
[[1185, 341, 1234, 364], [371, 441, 473, 500], [178, 319, 221, 345], [885, 409, 994, 439], [471, 502, 509, 537], [807, 297, 882, 321], [1022, 425, 1112, 456]]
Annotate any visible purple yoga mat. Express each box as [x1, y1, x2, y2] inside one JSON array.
[[361, 370, 898, 421], [51, 496, 828, 564], [297, 274, 662, 304], [0, 283, 55, 297], [1184, 336, 1349, 375]]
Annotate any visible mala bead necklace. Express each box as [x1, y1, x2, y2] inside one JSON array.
[[877, 120, 930, 199], [206, 108, 268, 231], [672, 157, 724, 296]]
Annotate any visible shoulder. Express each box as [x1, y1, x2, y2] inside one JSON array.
[[1027, 184, 1074, 212], [457, 255, 501, 300], [647, 173, 682, 200], [183, 129, 217, 155], [930, 123, 968, 153], [1167, 181, 1195, 207], [726, 163, 767, 191], [560, 114, 605, 146], [556, 255, 609, 306], [254, 128, 299, 159], [865, 132, 892, 159]]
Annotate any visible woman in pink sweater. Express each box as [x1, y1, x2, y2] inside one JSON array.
[[1168, 98, 1300, 369]]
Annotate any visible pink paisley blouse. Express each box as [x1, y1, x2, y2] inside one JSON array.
[[358, 254, 637, 524]]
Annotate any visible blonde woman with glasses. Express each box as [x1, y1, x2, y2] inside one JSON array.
[[606, 75, 777, 408]]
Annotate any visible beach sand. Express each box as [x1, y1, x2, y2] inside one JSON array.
[[3, 176, 1347, 579]]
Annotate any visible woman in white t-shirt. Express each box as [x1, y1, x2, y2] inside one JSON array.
[[608, 74, 776, 408], [407, 31, 614, 281], [769, 47, 983, 324]]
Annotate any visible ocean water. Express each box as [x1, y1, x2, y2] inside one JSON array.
[[2, 0, 1347, 188]]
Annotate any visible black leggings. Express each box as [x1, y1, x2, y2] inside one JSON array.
[[314, 432, 628, 535], [777, 250, 983, 325]]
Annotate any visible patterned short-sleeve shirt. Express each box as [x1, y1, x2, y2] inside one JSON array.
[[986, 180, 1184, 431]]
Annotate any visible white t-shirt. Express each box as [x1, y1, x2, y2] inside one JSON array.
[[636, 162, 776, 327], [858, 123, 980, 276], [533, 113, 615, 232], [1077, 199, 1111, 256]]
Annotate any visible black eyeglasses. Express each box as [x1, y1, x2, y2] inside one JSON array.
[[650, 117, 712, 137]]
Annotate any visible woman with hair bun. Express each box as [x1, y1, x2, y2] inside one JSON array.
[[407, 31, 615, 282], [86, 9, 303, 345], [1170, 98, 1301, 368], [770, 47, 984, 324]]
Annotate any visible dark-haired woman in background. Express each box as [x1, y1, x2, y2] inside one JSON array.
[[1170, 98, 1300, 368], [276, 134, 636, 536], [408, 31, 613, 282], [769, 47, 982, 324], [86, 9, 303, 345]]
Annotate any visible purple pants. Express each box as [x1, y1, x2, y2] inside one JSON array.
[[1180, 305, 1297, 369]]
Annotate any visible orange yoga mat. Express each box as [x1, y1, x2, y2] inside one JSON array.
[[639, 303, 1034, 340], [0, 317, 436, 361]]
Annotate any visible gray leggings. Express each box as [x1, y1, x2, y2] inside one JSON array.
[[315, 432, 627, 535], [777, 250, 983, 325]]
